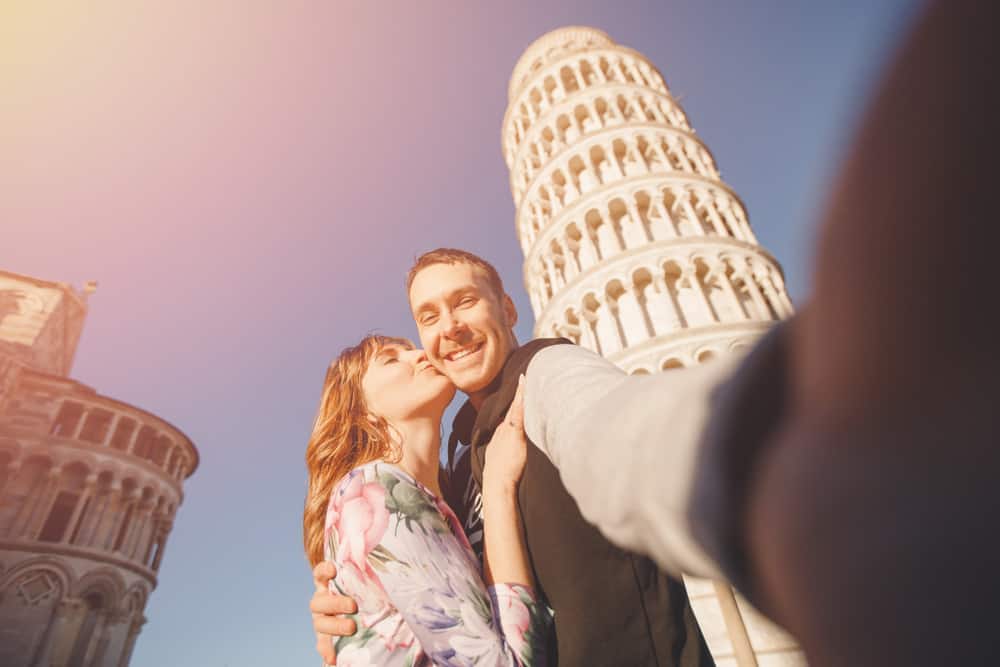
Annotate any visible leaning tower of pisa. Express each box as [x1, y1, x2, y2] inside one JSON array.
[[502, 27, 804, 666]]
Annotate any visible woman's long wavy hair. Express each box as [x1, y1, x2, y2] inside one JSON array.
[[303, 334, 412, 567]]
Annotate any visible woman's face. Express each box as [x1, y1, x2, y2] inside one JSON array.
[[361, 343, 456, 424]]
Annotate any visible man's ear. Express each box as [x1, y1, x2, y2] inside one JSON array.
[[502, 293, 518, 328]]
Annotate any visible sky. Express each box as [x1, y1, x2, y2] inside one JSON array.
[[1, 1, 918, 664]]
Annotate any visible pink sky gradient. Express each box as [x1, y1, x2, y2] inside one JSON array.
[[1, 1, 917, 664]]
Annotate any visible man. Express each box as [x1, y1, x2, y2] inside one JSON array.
[[312, 248, 715, 665]]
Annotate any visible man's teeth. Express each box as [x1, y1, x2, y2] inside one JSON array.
[[447, 345, 480, 361]]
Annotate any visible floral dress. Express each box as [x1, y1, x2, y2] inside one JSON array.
[[325, 461, 551, 666]]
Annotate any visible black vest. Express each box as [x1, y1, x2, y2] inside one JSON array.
[[467, 339, 712, 667]]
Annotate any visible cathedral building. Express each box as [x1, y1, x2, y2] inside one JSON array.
[[503, 27, 804, 666], [0, 271, 198, 666]]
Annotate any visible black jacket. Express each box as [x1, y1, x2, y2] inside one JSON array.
[[463, 338, 712, 667]]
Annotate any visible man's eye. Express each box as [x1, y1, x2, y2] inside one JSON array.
[[458, 297, 476, 307], [420, 315, 438, 325]]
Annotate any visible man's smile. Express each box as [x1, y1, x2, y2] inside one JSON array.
[[443, 341, 484, 363]]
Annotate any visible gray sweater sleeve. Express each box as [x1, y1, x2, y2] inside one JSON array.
[[522, 344, 741, 580]]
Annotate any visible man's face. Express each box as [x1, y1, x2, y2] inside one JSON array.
[[408, 262, 517, 406]]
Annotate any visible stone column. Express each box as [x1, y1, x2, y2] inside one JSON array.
[[604, 140, 626, 179], [117, 615, 146, 667], [70, 408, 88, 440], [87, 612, 113, 667], [525, 100, 537, 123], [622, 136, 648, 176], [45, 597, 87, 667], [575, 223, 601, 269], [593, 213, 622, 258], [667, 135, 695, 173], [755, 268, 792, 318], [561, 170, 580, 204], [592, 294, 623, 356], [736, 267, 771, 320], [554, 237, 578, 281], [643, 275, 684, 334], [125, 422, 143, 456], [18, 465, 61, 539], [124, 499, 154, 559], [151, 521, 172, 571], [684, 263, 718, 324], [62, 473, 98, 543], [649, 132, 672, 171], [99, 483, 130, 551], [613, 57, 630, 83], [0, 458, 20, 512], [553, 71, 567, 100], [677, 190, 705, 236], [585, 100, 601, 131], [618, 282, 651, 346], [570, 62, 586, 90], [622, 198, 651, 248], [710, 259, 749, 321], [647, 190, 676, 239], [697, 190, 730, 237], [101, 413, 122, 448], [78, 483, 112, 547], [588, 56, 607, 83]]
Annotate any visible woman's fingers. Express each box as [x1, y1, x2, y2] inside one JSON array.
[[313, 560, 336, 592]]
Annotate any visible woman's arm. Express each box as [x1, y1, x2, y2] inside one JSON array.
[[482, 376, 533, 590]]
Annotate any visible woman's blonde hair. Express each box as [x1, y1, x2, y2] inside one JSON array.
[[303, 334, 412, 566]]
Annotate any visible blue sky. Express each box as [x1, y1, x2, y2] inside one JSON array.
[[1, 1, 918, 664]]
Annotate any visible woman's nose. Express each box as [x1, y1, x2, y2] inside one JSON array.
[[402, 348, 428, 365]]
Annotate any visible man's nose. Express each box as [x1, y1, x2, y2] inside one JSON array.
[[440, 312, 467, 339]]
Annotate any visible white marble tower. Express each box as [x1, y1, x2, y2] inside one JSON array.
[[502, 27, 804, 666]]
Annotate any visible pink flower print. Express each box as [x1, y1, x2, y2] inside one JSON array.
[[497, 592, 531, 637], [332, 474, 390, 571]]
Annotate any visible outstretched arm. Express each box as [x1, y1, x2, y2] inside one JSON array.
[[522, 342, 741, 579]]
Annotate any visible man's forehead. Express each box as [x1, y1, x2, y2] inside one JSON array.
[[409, 262, 488, 304]]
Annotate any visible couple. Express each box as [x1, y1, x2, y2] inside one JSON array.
[[306, 2, 1000, 664], [303, 249, 714, 666]]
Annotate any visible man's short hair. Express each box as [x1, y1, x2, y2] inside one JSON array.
[[406, 248, 507, 301]]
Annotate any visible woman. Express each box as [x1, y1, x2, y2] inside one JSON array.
[[303, 335, 550, 666]]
